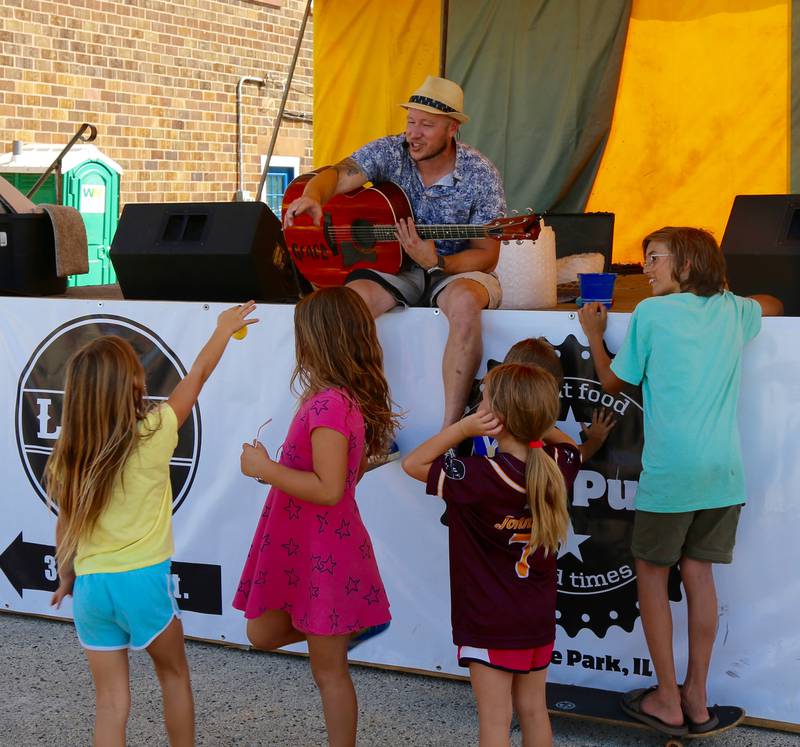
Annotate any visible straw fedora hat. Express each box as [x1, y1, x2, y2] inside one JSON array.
[[400, 76, 470, 124]]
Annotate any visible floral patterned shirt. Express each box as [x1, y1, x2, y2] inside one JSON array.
[[350, 135, 507, 256]]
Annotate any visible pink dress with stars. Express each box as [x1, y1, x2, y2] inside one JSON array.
[[233, 387, 390, 635]]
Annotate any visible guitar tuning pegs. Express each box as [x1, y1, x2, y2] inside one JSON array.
[[516, 239, 523, 245], [525, 207, 534, 214], [511, 209, 519, 216], [498, 211, 506, 218]]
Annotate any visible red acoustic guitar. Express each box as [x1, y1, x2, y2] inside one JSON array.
[[281, 172, 540, 288]]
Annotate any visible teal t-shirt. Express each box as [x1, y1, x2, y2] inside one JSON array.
[[610, 291, 761, 512]]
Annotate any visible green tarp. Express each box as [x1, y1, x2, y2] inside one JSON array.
[[446, 0, 631, 212]]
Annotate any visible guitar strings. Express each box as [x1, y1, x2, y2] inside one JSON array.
[[323, 223, 531, 234], [324, 228, 489, 237], [291, 216, 535, 244], [320, 228, 532, 241]]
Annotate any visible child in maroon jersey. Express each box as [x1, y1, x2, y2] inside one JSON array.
[[403, 363, 580, 747]]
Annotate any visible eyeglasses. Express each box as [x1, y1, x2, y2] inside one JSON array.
[[643, 253, 672, 268], [252, 418, 272, 484]]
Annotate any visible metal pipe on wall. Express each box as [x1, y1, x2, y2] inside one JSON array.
[[235, 76, 266, 201]]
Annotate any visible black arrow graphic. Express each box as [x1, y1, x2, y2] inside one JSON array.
[[0, 533, 222, 615], [0, 532, 58, 597]]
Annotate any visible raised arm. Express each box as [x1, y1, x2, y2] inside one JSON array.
[[167, 302, 258, 426], [402, 411, 502, 482], [284, 157, 368, 227], [577, 303, 626, 395]]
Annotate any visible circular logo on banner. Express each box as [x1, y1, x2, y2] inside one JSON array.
[[15, 315, 201, 514], [553, 334, 681, 638]]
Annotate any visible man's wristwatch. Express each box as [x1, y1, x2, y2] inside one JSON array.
[[427, 254, 446, 274]]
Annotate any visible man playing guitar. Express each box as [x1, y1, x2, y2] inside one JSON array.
[[284, 75, 507, 427]]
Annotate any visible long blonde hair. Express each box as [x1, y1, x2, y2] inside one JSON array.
[[290, 287, 399, 458], [45, 336, 151, 567], [483, 363, 569, 555]]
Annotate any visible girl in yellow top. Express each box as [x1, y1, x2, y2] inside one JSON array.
[[48, 302, 258, 747]]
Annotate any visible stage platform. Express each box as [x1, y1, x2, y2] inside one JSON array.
[[33, 273, 652, 312]]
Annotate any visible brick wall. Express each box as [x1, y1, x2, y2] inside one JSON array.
[[0, 0, 313, 206]]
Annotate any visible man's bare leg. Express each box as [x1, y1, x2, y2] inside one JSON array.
[[436, 279, 489, 427], [346, 279, 398, 319], [679, 557, 716, 725], [634, 559, 684, 728]]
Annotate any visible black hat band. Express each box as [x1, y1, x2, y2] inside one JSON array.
[[407, 95, 458, 114]]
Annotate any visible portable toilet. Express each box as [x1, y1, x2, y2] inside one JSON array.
[[0, 143, 122, 287]]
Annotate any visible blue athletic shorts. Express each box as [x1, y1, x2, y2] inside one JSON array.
[[73, 559, 180, 651]]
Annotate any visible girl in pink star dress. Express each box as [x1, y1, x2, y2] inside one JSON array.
[[235, 287, 398, 746]]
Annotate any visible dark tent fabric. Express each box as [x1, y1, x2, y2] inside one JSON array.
[[446, 0, 631, 213]]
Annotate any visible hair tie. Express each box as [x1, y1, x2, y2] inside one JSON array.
[[528, 440, 544, 449]]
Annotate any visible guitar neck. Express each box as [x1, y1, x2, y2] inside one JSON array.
[[372, 224, 489, 241]]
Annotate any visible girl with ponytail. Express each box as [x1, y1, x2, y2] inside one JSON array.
[[403, 363, 581, 747]]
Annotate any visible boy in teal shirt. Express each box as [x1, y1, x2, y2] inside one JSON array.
[[579, 227, 782, 737]]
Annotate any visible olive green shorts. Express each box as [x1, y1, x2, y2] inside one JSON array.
[[631, 505, 743, 566]]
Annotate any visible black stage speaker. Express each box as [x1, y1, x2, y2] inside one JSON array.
[[542, 212, 615, 269], [721, 194, 800, 315], [110, 202, 300, 302], [0, 212, 67, 296]]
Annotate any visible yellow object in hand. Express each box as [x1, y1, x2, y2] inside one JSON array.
[[232, 326, 248, 340]]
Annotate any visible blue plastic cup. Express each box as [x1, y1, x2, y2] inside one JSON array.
[[578, 272, 617, 308]]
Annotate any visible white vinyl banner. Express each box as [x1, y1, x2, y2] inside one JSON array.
[[1, 297, 798, 725]]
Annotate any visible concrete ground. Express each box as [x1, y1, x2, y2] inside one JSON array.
[[1, 613, 797, 746]]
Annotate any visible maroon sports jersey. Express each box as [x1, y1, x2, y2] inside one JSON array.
[[426, 445, 580, 648]]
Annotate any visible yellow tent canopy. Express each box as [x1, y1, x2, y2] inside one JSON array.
[[313, 0, 794, 264]]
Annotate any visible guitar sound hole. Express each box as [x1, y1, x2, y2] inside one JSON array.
[[351, 219, 376, 251]]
